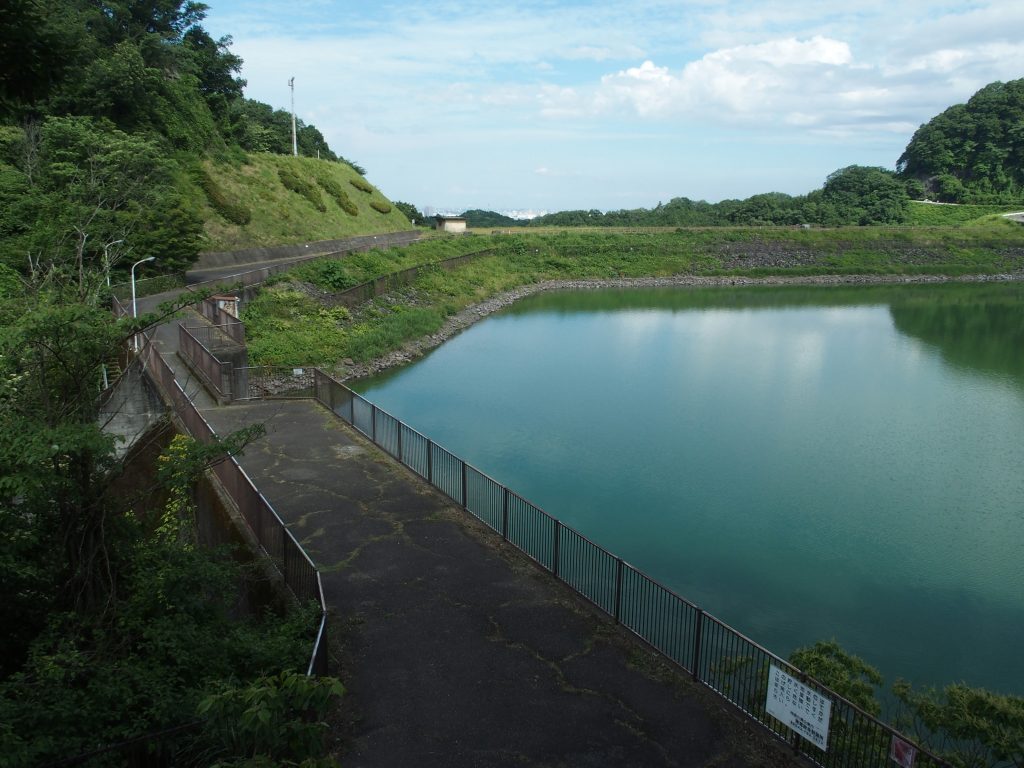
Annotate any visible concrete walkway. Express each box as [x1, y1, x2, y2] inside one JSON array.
[[204, 400, 799, 768], [136, 239, 803, 767]]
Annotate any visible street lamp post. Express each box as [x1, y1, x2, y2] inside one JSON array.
[[104, 239, 125, 287], [289, 77, 297, 157], [131, 256, 155, 351]]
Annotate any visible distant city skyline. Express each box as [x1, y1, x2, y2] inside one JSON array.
[[204, 0, 1024, 213]]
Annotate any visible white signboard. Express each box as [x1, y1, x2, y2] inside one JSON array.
[[766, 665, 832, 751]]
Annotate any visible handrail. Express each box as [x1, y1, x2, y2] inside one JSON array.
[[309, 368, 949, 768], [137, 333, 328, 679]]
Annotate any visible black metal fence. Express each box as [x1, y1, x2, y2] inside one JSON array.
[[311, 368, 946, 768]]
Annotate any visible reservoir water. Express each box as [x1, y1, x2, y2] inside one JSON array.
[[352, 282, 1024, 695]]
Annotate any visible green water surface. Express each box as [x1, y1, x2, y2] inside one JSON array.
[[353, 282, 1024, 695]]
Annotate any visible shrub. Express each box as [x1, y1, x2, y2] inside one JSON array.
[[278, 167, 326, 212], [315, 175, 358, 216], [198, 168, 251, 225], [349, 177, 373, 194], [370, 200, 392, 214]]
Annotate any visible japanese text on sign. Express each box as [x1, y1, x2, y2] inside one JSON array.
[[766, 665, 832, 751]]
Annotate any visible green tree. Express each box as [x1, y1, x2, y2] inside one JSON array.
[[789, 640, 883, 715], [394, 200, 425, 224], [894, 681, 1024, 768], [0, 118, 201, 287], [821, 165, 909, 225], [898, 79, 1024, 203]]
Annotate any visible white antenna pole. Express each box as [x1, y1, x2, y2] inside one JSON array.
[[289, 77, 298, 157]]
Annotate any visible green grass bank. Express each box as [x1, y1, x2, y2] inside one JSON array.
[[242, 222, 1024, 369], [181, 152, 413, 252]]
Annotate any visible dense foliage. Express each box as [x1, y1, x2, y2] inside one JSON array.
[[898, 79, 1024, 203], [1, 3, 349, 763], [516, 166, 921, 228], [0, 0, 361, 279], [0, 256, 336, 763]]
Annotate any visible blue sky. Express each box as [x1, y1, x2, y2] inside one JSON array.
[[202, 1, 1024, 215]]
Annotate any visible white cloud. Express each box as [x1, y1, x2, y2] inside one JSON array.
[[205, 0, 1024, 209], [590, 36, 857, 121]]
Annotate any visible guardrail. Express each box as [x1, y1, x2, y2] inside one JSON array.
[[138, 335, 328, 677], [178, 324, 234, 402], [309, 368, 947, 768], [197, 297, 246, 344]]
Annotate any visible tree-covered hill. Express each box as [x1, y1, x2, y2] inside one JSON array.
[[498, 79, 1024, 229], [897, 79, 1024, 203], [523, 165, 919, 228], [0, 0, 406, 282]]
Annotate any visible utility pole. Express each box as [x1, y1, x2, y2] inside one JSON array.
[[289, 77, 298, 157]]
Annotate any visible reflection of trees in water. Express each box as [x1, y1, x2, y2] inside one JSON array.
[[506, 282, 1024, 388], [888, 286, 1024, 387]]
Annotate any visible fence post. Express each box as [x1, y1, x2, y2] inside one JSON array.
[[461, 461, 468, 507], [692, 610, 704, 681], [224, 361, 233, 402], [397, 422, 403, 463], [371, 405, 377, 443], [281, 525, 289, 585], [427, 440, 434, 485], [502, 487, 509, 540], [613, 558, 623, 623], [552, 521, 560, 578]]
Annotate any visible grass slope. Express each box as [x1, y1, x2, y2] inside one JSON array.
[[906, 201, 1024, 226], [243, 221, 1024, 369], [185, 153, 412, 252]]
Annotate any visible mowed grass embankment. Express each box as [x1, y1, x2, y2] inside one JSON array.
[[178, 152, 415, 252]]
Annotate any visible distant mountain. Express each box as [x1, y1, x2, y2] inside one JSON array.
[[897, 79, 1024, 203]]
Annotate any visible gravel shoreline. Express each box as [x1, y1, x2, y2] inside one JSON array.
[[340, 271, 1024, 381]]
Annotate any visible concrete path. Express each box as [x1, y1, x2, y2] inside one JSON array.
[[134, 236, 803, 767], [203, 400, 800, 768]]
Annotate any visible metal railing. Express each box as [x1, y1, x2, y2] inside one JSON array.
[[310, 368, 946, 768], [197, 297, 246, 344], [138, 336, 328, 678], [231, 365, 316, 401], [178, 323, 234, 402], [330, 248, 497, 308]]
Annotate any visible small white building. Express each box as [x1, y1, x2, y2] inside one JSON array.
[[434, 215, 467, 233]]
